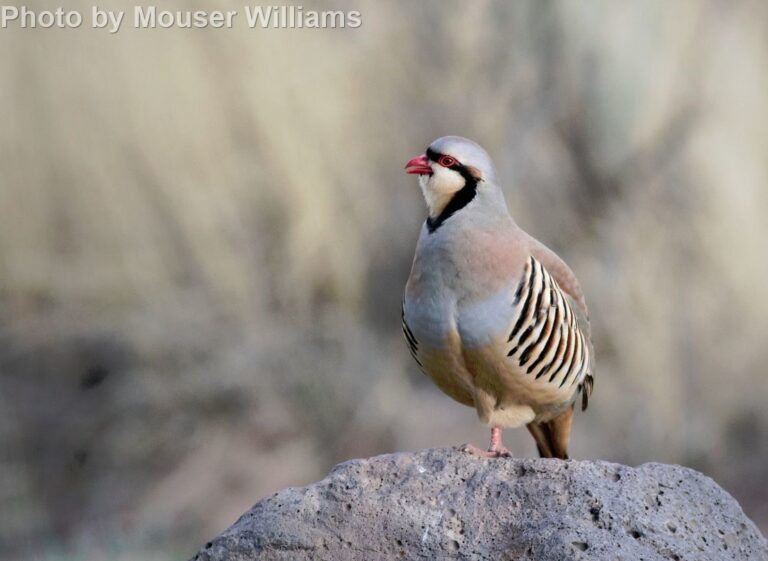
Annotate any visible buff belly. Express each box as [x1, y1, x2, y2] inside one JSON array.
[[419, 329, 577, 429]]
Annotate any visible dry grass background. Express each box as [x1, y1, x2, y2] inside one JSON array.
[[1, 1, 767, 559]]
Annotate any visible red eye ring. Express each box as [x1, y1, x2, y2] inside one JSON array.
[[438, 155, 457, 167]]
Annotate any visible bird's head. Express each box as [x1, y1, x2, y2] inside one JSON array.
[[405, 136, 498, 222]]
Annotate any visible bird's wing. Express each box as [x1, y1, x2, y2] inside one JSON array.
[[529, 239, 589, 326], [505, 251, 595, 410]]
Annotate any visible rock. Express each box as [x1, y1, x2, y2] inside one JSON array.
[[190, 447, 768, 561]]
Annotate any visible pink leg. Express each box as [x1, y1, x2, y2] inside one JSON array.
[[460, 427, 512, 458]]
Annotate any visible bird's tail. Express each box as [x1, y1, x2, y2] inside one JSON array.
[[526, 404, 574, 460], [581, 374, 594, 411]]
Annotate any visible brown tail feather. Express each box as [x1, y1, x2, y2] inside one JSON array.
[[526, 404, 574, 460]]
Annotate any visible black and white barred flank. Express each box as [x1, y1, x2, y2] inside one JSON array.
[[401, 303, 423, 368], [507, 256, 594, 410]]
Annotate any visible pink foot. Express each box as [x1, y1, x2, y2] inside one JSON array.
[[458, 427, 512, 458], [459, 443, 512, 458]]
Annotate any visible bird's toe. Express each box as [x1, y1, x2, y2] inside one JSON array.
[[458, 443, 512, 459]]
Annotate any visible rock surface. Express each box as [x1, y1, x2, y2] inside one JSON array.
[[190, 448, 767, 561]]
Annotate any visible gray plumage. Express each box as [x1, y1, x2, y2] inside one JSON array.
[[403, 136, 594, 458]]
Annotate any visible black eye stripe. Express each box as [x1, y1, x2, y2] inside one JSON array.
[[426, 148, 461, 168]]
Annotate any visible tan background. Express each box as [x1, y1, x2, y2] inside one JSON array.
[[1, 1, 767, 559]]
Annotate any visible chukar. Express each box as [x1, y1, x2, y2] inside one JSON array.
[[402, 136, 594, 459]]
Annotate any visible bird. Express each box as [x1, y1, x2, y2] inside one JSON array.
[[402, 136, 594, 460]]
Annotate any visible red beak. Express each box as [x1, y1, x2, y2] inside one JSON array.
[[405, 154, 432, 175]]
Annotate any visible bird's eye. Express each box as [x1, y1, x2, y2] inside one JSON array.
[[438, 155, 457, 167]]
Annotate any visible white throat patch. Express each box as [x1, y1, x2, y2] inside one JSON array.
[[418, 167, 466, 218]]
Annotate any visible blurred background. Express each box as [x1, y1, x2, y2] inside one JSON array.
[[1, 0, 767, 559]]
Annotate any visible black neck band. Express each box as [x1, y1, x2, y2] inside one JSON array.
[[425, 149, 478, 233]]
